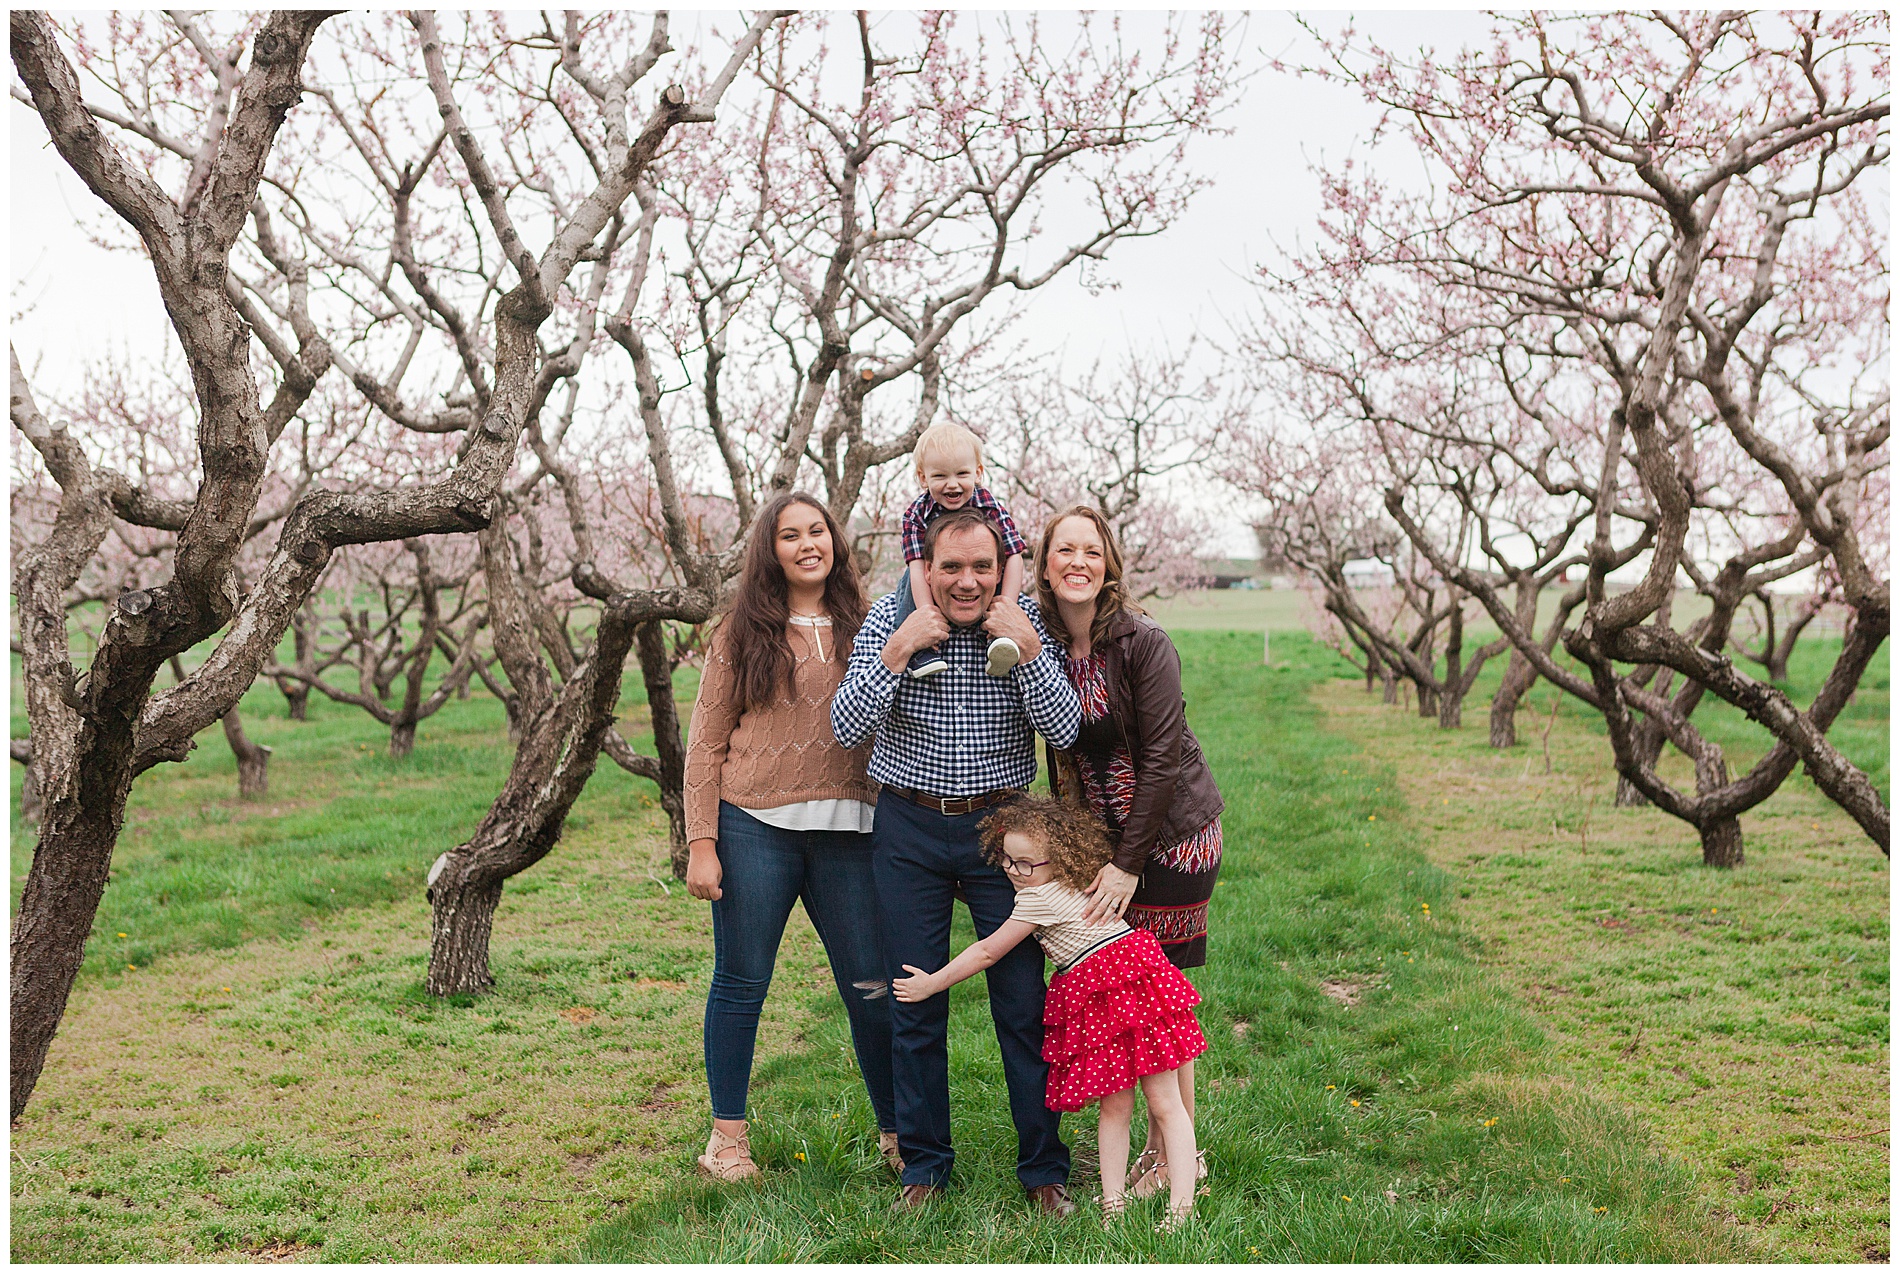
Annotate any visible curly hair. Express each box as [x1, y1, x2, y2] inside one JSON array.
[[978, 794, 1113, 892]]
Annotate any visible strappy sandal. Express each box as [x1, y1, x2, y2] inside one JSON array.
[[878, 1130, 906, 1176], [1156, 1204, 1193, 1234], [696, 1124, 760, 1182], [1132, 1149, 1210, 1198], [1099, 1194, 1127, 1220], [1128, 1147, 1165, 1199]]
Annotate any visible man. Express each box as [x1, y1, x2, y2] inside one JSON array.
[[832, 508, 1082, 1216]]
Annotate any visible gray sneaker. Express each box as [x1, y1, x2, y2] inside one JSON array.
[[985, 636, 1021, 678]]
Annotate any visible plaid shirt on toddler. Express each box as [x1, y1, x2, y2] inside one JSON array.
[[899, 487, 1029, 563], [831, 591, 1080, 796]]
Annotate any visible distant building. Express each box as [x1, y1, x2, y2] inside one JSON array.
[[1342, 559, 1396, 588], [1190, 556, 1266, 590]]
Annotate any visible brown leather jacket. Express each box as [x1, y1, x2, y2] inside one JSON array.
[[1048, 609, 1224, 874]]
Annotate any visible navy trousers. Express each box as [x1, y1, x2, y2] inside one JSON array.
[[872, 792, 1070, 1190]]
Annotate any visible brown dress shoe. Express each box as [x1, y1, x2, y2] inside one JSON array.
[[892, 1183, 945, 1212], [1026, 1182, 1077, 1218]]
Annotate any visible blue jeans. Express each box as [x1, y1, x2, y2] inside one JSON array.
[[873, 792, 1070, 1190], [704, 803, 895, 1130]]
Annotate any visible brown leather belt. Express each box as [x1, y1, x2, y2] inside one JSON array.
[[883, 785, 1022, 817]]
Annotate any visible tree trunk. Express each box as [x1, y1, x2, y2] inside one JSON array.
[[12, 739, 42, 825], [1415, 680, 1438, 719], [220, 708, 271, 799], [278, 604, 314, 719], [635, 619, 691, 877], [1699, 816, 1744, 868], [423, 601, 648, 996], [11, 716, 142, 1121], [1489, 651, 1535, 748], [425, 872, 505, 996], [389, 718, 418, 759], [1614, 712, 1669, 807]]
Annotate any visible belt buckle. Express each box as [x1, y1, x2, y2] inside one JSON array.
[[941, 795, 974, 816]]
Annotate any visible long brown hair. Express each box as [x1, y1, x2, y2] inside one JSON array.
[[721, 492, 867, 712], [1033, 504, 1143, 650]]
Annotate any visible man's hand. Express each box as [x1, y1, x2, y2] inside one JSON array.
[[891, 964, 941, 1002], [685, 839, 723, 901], [982, 597, 1042, 663], [881, 605, 952, 673], [1082, 862, 1139, 923]]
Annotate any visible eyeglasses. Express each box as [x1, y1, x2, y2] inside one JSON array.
[[1000, 856, 1050, 877]]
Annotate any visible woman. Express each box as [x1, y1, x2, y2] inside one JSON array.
[[683, 492, 898, 1181], [1035, 504, 1225, 1199]]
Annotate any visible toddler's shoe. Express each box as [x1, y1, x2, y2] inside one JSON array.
[[907, 648, 950, 679], [985, 636, 1020, 678]]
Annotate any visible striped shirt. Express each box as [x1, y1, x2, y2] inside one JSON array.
[[831, 591, 1081, 796], [1009, 881, 1133, 971]]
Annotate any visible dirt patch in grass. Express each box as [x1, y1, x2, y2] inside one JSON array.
[[1316, 677, 1889, 1263]]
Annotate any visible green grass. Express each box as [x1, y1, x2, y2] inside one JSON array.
[[579, 632, 1741, 1261], [1318, 640, 1890, 1261], [9, 650, 699, 984], [11, 620, 1880, 1261]]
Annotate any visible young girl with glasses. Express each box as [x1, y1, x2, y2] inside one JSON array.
[[891, 796, 1206, 1230]]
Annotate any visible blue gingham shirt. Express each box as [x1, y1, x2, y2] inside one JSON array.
[[832, 591, 1081, 796]]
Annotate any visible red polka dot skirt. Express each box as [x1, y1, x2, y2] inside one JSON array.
[[1042, 929, 1207, 1113]]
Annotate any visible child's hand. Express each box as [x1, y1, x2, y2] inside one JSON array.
[[891, 964, 938, 1002]]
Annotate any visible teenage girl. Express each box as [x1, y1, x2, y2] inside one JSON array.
[[892, 795, 1207, 1229]]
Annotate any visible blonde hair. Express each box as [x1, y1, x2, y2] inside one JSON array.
[[914, 421, 985, 474]]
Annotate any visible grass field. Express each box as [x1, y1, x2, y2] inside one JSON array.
[[1315, 634, 1889, 1262], [7, 620, 1884, 1261]]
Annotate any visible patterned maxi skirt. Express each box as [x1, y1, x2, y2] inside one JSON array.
[[1042, 930, 1208, 1113], [1127, 816, 1223, 969]]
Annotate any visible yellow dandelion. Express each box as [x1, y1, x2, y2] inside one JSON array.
[[1350, 1099, 1361, 1107], [1483, 1118, 1497, 1127], [222, 986, 231, 992], [1560, 1177, 1570, 1183], [1326, 1084, 1336, 1091], [117, 932, 128, 938], [1250, 1247, 1261, 1256], [127, 964, 136, 970], [1368, 815, 1376, 821], [794, 1151, 806, 1161], [1594, 1206, 1606, 1214], [1342, 1195, 1352, 1202], [832, 1113, 842, 1119]]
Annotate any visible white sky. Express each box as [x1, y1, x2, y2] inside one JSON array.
[[9, 10, 1498, 558]]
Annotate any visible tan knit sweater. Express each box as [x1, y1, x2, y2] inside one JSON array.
[[683, 618, 877, 843]]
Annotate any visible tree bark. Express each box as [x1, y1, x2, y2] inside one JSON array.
[[1490, 651, 1534, 747], [220, 708, 271, 799], [389, 719, 418, 759], [276, 604, 315, 720], [425, 872, 505, 995], [424, 605, 644, 995], [11, 739, 42, 825], [634, 619, 690, 877], [1699, 816, 1744, 869]]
